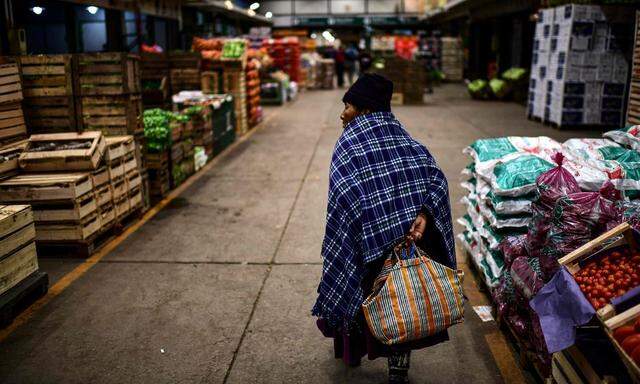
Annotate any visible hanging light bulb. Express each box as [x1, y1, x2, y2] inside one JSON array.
[[31, 6, 44, 15], [265, 11, 273, 19], [249, 2, 260, 11], [224, 0, 233, 10], [248, 9, 256, 16], [86, 6, 99, 15]]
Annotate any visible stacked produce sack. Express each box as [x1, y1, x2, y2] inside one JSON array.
[[459, 133, 640, 370]]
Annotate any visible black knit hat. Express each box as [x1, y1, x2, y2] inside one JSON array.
[[342, 73, 393, 112]]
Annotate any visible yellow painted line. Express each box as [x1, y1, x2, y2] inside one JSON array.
[[0, 107, 283, 343], [485, 331, 528, 384]]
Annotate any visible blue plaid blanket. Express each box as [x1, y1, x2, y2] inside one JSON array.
[[312, 112, 455, 328]]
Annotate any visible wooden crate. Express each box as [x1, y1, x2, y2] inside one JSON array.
[[32, 192, 97, 223], [97, 203, 115, 230], [0, 205, 34, 242], [140, 52, 169, 81], [0, 63, 23, 104], [126, 170, 141, 191], [18, 55, 73, 97], [94, 183, 112, 207], [0, 173, 92, 202], [19, 131, 106, 172], [201, 71, 221, 94], [168, 51, 201, 70], [123, 153, 138, 174], [604, 305, 640, 382], [111, 177, 127, 201], [115, 196, 130, 218], [129, 187, 142, 209], [559, 222, 639, 321], [0, 242, 38, 297], [35, 213, 101, 241], [23, 96, 78, 134], [0, 103, 26, 143], [91, 166, 109, 188], [170, 69, 201, 92], [0, 139, 27, 178], [75, 52, 140, 96], [78, 95, 142, 136], [0, 222, 36, 261]]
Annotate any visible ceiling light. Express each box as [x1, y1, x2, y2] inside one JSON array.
[[86, 6, 99, 15], [249, 2, 260, 10], [248, 9, 256, 16], [322, 30, 335, 43], [265, 11, 273, 19], [225, 1, 233, 10], [310, 33, 317, 39], [31, 6, 44, 15]]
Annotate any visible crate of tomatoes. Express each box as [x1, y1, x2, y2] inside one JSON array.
[[559, 223, 640, 319], [604, 304, 640, 382]]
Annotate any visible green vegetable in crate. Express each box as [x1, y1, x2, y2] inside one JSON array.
[[184, 106, 204, 117], [468, 79, 490, 100], [222, 40, 246, 59], [143, 108, 172, 152], [489, 79, 510, 99], [502, 68, 527, 82]]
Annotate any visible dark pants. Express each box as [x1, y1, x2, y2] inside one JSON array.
[[336, 62, 345, 88]]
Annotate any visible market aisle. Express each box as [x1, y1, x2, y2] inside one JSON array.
[[0, 85, 598, 383]]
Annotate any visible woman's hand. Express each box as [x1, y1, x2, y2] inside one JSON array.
[[408, 213, 427, 242]]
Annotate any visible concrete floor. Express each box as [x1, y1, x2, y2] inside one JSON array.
[[0, 84, 601, 384]]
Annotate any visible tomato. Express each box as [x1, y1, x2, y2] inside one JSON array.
[[607, 275, 616, 283], [622, 334, 640, 354], [590, 299, 599, 309], [612, 251, 622, 259], [614, 325, 637, 343], [617, 289, 627, 297], [632, 345, 640, 365]]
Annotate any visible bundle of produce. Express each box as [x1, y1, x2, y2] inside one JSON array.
[[502, 68, 527, 82], [192, 37, 224, 52], [489, 79, 510, 100], [467, 79, 490, 100], [222, 40, 246, 59], [143, 109, 172, 152], [603, 125, 640, 151], [562, 138, 640, 198]]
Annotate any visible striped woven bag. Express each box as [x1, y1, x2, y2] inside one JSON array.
[[362, 243, 465, 345]]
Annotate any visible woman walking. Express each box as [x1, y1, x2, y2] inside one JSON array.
[[312, 74, 455, 384]]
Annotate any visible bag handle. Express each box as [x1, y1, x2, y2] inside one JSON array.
[[393, 238, 417, 261]]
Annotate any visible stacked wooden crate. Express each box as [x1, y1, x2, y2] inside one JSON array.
[[223, 70, 248, 135], [140, 52, 170, 109], [190, 108, 213, 159], [0, 132, 141, 256], [168, 52, 202, 94], [0, 63, 27, 146], [628, 11, 640, 125], [18, 55, 77, 134], [246, 59, 261, 128], [146, 150, 170, 202], [0, 205, 39, 296], [0, 139, 27, 180]]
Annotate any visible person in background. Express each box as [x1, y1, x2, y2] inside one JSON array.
[[313, 74, 455, 384], [335, 45, 346, 88], [344, 44, 359, 85], [358, 48, 372, 75]]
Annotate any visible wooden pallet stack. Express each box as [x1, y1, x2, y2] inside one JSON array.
[[168, 52, 202, 94], [223, 70, 248, 135], [0, 63, 27, 146], [628, 11, 640, 125], [0, 131, 141, 257], [140, 52, 170, 109], [18, 55, 77, 134], [146, 150, 170, 202], [0, 204, 48, 326], [0, 139, 27, 180]]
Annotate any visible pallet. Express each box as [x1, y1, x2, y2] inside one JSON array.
[[31, 192, 97, 223], [19, 131, 106, 172], [78, 94, 142, 136], [0, 270, 48, 327], [0, 173, 93, 202], [18, 55, 74, 97], [75, 52, 140, 96], [0, 63, 23, 104]]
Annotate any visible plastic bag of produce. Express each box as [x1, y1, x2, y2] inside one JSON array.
[[535, 153, 581, 210], [461, 162, 475, 178], [479, 200, 532, 229], [468, 79, 490, 99], [489, 78, 510, 99], [460, 177, 476, 195], [500, 234, 529, 268], [491, 154, 555, 197], [603, 125, 640, 151], [494, 272, 516, 318], [456, 215, 475, 233], [510, 256, 545, 300], [487, 191, 534, 215]]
